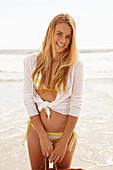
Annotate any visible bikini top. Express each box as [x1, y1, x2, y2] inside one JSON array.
[[33, 71, 60, 91]]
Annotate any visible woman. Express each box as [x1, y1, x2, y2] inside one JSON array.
[[23, 13, 85, 169]]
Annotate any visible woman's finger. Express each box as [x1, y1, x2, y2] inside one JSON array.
[[52, 153, 58, 162], [53, 155, 61, 165], [48, 151, 54, 161], [45, 150, 49, 157], [49, 148, 53, 157], [58, 154, 64, 163], [41, 148, 45, 156], [46, 147, 52, 158]]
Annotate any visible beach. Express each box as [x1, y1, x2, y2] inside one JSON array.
[[0, 50, 113, 170]]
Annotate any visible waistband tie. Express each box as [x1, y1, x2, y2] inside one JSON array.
[[38, 101, 51, 119]]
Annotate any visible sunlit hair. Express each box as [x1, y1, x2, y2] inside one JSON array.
[[32, 13, 78, 95]]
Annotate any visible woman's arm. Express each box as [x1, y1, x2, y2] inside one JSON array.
[[30, 114, 53, 157], [60, 115, 78, 143], [62, 59, 85, 142], [23, 54, 39, 116], [23, 54, 53, 156], [49, 59, 85, 164], [48, 115, 78, 164]]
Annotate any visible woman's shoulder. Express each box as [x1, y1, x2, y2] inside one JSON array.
[[73, 57, 85, 71], [24, 51, 42, 65], [24, 53, 37, 65], [24, 51, 42, 72], [77, 57, 84, 66], [23, 53, 38, 73]]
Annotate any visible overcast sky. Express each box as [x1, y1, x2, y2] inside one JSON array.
[[0, 0, 113, 50]]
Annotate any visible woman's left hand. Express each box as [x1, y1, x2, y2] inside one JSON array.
[[48, 137, 68, 164]]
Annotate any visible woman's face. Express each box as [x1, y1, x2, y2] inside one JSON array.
[[53, 23, 72, 57]]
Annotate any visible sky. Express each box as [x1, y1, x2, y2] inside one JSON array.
[[0, 0, 113, 50]]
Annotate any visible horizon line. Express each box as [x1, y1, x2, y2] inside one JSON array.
[[0, 48, 113, 51]]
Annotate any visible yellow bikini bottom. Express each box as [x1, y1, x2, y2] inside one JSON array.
[[23, 119, 79, 152]]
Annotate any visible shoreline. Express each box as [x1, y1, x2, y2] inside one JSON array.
[[71, 155, 113, 170]]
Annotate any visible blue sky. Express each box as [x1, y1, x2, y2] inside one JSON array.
[[0, 0, 113, 49]]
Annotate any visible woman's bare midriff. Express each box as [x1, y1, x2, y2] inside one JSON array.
[[36, 89, 68, 133]]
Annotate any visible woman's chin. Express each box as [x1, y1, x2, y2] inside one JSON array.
[[55, 47, 65, 53]]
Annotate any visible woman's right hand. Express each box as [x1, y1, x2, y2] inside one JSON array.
[[40, 136, 53, 157]]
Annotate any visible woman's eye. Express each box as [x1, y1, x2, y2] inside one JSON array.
[[66, 36, 71, 39], [57, 33, 62, 36]]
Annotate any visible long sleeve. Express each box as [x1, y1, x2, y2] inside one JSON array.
[[23, 54, 39, 117], [69, 59, 85, 117]]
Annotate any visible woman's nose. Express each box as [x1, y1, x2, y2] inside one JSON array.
[[61, 36, 66, 43]]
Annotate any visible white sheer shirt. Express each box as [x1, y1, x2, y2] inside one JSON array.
[[23, 53, 85, 119]]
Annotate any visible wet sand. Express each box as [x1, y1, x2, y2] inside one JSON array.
[[72, 157, 113, 170]]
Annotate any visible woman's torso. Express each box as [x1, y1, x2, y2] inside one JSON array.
[[36, 61, 68, 132]]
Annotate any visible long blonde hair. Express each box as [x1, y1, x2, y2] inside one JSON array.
[[32, 13, 78, 95]]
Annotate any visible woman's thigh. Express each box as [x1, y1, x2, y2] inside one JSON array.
[[57, 135, 77, 168], [27, 125, 44, 169]]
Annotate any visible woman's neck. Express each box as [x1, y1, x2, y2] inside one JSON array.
[[52, 58, 59, 62], [52, 53, 59, 62]]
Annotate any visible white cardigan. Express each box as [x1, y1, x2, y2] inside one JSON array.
[[23, 53, 85, 119]]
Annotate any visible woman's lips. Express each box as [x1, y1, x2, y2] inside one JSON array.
[[56, 42, 65, 48]]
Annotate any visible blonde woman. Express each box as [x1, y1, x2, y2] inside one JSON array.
[[23, 13, 85, 169]]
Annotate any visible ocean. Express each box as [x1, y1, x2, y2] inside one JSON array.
[[0, 49, 113, 170]]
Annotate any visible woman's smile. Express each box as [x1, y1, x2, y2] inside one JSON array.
[[56, 42, 65, 48]]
